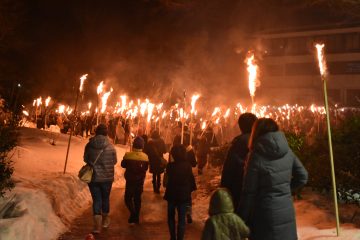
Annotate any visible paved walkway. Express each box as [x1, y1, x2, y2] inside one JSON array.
[[59, 183, 203, 240]]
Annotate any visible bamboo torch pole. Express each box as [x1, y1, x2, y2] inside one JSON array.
[[64, 74, 88, 174], [315, 43, 340, 236], [181, 90, 186, 144]]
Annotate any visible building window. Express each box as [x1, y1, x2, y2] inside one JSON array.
[[285, 62, 318, 75], [264, 64, 283, 76], [345, 32, 360, 51], [327, 89, 341, 104], [346, 89, 360, 106]]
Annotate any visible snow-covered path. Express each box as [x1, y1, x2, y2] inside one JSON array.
[[59, 181, 203, 240], [1, 127, 360, 240]]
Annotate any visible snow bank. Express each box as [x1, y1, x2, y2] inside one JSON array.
[[0, 127, 126, 240]]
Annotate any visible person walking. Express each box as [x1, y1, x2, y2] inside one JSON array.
[[238, 118, 308, 240], [146, 130, 167, 193], [83, 123, 118, 234], [221, 112, 257, 210], [164, 144, 195, 240], [172, 132, 197, 224], [121, 136, 149, 224], [201, 188, 250, 240]]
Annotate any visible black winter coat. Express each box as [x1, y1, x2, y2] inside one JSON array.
[[164, 160, 194, 204], [238, 131, 308, 240], [146, 138, 167, 174], [221, 133, 250, 209], [84, 135, 117, 182]]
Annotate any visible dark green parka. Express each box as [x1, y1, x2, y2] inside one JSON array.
[[201, 188, 250, 240]]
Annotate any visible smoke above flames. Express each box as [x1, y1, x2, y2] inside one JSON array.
[[23, 0, 348, 107]]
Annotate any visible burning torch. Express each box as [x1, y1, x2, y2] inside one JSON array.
[[96, 81, 104, 125], [246, 52, 260, 106], [315, 43, 340, 236], [44, 96, 51, 129], [181, 90, 186, 144], [64, 73, 88, 174], [190, 94, 200, 146]]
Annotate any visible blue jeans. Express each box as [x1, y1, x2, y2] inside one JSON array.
[[167, 201, 187, 240], [88, 181, 113, 215]]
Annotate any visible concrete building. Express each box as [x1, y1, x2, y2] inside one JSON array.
[[253, 25, 360, 106]]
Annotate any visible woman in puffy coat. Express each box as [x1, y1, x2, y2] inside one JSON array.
[[84, 124, 118, 233], [201, 188, 249, 240], [238, 118, 308, 240]]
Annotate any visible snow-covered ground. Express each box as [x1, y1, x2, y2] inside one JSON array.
[[0, 127, 126, 240], [0, 127, 359, 240]]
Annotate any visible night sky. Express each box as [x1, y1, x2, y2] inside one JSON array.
[[0, 0, 357, 107]]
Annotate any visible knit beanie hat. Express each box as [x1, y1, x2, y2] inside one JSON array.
[[95, 124, 108, 136], [133, 136, 144, 149]]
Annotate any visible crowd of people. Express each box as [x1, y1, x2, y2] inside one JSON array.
[[83, 110, 308, 240]]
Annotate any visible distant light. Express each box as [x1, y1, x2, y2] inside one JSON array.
[[18, 83, 21, 87]]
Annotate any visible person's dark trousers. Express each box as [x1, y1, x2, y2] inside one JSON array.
[[152, 173, 161, 193], [88, 181, 113, 215], [86, 126, 91, 137], [124, 181, 144, 223], [186, 199, 193, 223], [124, 133, 129, 145], [197, 155, 207, 174], [167, 201, 187, 240]]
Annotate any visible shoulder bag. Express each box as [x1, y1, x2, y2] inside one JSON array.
[[78, 149, 104, 183]]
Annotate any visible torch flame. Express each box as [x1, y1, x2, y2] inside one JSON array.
[[45, 96, 51, 107], [315, 43, 327, 78], [212, 107, 220, 117], [101, 90, 112, 113], [58, 105, 65, 114], [120, 95, 127, 112], [88, 102, 92, 110], [36, 97, 42, 107], [156, 103, 163, 112], [224, 108, 231, 118], [191, 94, 200, 114], [201, 121, 207, 130], [147, 103, 155, 122], [23, 110, 29, 116], [246, 53, 260, 100], [79, 74, 88, 92], [97, 81, 104, 95]]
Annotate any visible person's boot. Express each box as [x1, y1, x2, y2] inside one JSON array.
[[128, 212, 136, 224], [186, 213, 193, 224], [92, 215, 102, 234], [102, 214, 110, 228]]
